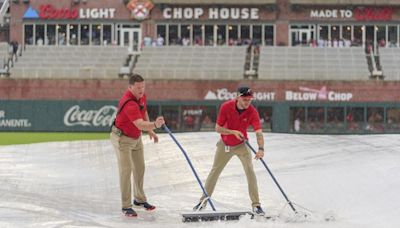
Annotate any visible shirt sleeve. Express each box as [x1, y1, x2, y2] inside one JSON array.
[[123, 102, 143, 122], [251, 109, 262, 131], [216, 104, 227, 126]]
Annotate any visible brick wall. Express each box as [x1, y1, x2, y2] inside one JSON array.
[[1, 79, 399, 102]]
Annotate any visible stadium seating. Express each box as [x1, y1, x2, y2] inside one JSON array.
[[258, 47, 370, 80], [378, 48, 400, 81], [10, 46, 128, 78], [134, 46, 247, 80], [7, 45, 400, 81], [0, 42, 10, 59]]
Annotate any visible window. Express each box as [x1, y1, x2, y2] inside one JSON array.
[[319, 25, 329, 40], [161, 106, 180, 131], [80, 24, 89, 45], [181, 24, 191, 45], [258, 106, 273, 132], [306, 107, 324, 132], [205, 25, 214, 46], [181, 106, 202, 131], [69, 24, 78, 45], [57, 24, 67, 45], [193, 25, 202, 45], [376, 26, 386, 47], [264, 25, 275, 46], [253, 25, 262, 45], [388, 26, 398, 47], [168, 24, 178, 45], [367, 107, 384, 132], [46, 24, 56, 45], [92, 24, 101, 45], [331, 25, 340, 45], [342, 25, 352, 41], [103, 24, 112, 46], [346, 107, 364, 132], [24, 24, 34, 45], [154, 23, 276, 46], [217, 25, 226, 45], [387, 108, 400, 131], [228, 25, 238, 45], [240, 25, 250, 42], [290, 107, 305, 133], [353, 26, 363, 46], [156, 24, 166, 46], [35, 25, 45, 45], [326, 107, 344, 132], [200, 106, 217, 131]]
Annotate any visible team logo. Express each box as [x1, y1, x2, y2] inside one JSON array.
[[126, 0, 154, 20]]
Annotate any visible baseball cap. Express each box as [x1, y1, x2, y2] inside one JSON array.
[[237, 86, 253, 97]]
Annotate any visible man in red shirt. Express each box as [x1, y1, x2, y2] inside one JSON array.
[[110, 74, 165, 217], [193, 86, 266, 215]]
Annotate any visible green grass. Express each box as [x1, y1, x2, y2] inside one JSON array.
[[0, 132, 110, 145]]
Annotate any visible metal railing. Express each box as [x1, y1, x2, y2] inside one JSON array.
[[0, 0, 9, 26]]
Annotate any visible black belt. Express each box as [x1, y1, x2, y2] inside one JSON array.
[[111, 125, 125, 137]]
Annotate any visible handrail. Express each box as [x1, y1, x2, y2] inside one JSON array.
[[0, 0, 9, 26]]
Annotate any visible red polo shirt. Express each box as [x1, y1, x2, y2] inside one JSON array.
[[216, 100, 261, 146], [115, 91, 147, 139]]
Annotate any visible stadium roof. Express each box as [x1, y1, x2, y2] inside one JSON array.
[[152, 0, 276, 4], [290, 0, 400, 5]]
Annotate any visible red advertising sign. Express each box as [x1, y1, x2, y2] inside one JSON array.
[[39, 4, 79, 19], [353, 7, 393, 21]]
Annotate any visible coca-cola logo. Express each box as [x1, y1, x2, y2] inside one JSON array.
[[64, 105, 117, 127], [39, 4, 79, 19]]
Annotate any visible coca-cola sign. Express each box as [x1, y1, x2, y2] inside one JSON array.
[[63, 105, 117, 127]]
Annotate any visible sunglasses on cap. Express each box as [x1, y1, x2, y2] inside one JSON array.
[[237, 87, 254, 97]]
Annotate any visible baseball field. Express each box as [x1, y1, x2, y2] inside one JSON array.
[[0, 132, 109, 145]]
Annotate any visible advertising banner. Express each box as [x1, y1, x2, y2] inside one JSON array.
[[0, 100, 117, 132]]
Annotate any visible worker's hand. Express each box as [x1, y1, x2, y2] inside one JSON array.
[[231, 130, 244, 140], [254, 150, 264, 160], [148, 130, 158, 143], [154, 116, 165, 128]]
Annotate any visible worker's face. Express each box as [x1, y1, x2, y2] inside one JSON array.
[[237, 96, 252, 109], [128, 81, 145, 99]]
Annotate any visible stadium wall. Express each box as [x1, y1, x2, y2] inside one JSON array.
[[1, 79, 399, 102], [1, 79, 400, 134]]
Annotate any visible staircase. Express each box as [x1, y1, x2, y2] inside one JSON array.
[[0, 0, 10, 26], [365, 43, 384, 80], [244, 44, 260, 79]]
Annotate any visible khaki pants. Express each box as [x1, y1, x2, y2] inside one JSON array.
[[110, 132, 146, 209], [200, 140, 260, 207]]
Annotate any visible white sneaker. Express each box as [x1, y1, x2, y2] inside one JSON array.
[[252, 206, 265, 216]]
